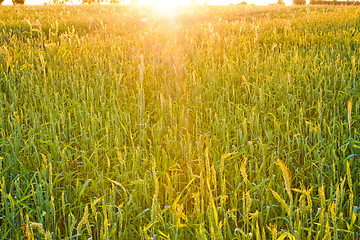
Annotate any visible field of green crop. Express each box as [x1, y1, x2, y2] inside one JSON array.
[[0, 4, 359, 239]]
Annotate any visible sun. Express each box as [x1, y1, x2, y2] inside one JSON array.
[[139, 0, 193, 6], [153, 0, 192, 6]]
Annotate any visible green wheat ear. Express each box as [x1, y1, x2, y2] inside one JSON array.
[[276, 159, 292, 201], [347, 100, 352, 133], [269, 188, 290, 215]]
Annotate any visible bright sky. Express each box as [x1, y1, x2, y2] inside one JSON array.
[[2, 0, 288, 7]]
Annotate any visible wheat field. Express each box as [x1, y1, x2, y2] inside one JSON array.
[[0, 4, 359, 239]]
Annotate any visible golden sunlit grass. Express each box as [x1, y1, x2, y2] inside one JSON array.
[[0, 4, 360, 239]]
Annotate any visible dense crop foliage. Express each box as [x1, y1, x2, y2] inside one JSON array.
[[0, 5, 360, 239]]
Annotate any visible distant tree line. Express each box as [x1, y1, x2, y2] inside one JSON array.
[[292, 0, 360, 4], [54, 0, 128, 4], [309, 0, 360, 4], [0, 0, 25, 4], [293, 0, 306, 4], [0, 0, 125, 4]]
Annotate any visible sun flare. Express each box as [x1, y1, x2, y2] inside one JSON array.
[[137, 0, 194, 19], [145, 0, 192, 6]]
